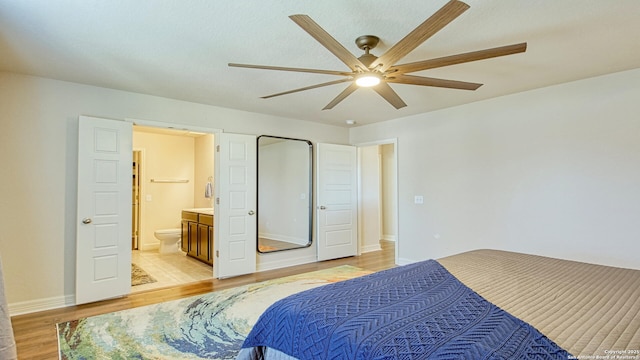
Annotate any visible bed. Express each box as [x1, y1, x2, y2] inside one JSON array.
[[0, 254, 17, 360], [236, 249, 640, 359]]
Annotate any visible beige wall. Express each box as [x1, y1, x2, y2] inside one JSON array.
[[358, 144, 398, 252], [133, 131, 196, 249], [194, 134, 215, 209], [0, 72, 348, 313], [380, 144, 397, 241], [351, 68, 640, 269], [358, 146, 381, 253]]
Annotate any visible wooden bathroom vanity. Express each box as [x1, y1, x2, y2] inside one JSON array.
[[181, 208, 214, 265]]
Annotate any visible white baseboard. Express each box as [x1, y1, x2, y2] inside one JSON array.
[[138, 242, 159, 251], [9, 294, 75, 316], [256, 254, 317, 273], [360, 243, 382, 253], [397, 257, 416, 266], [381, 234, 396, 242]]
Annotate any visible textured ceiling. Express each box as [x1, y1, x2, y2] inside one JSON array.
[[1, 0, 639, 127]]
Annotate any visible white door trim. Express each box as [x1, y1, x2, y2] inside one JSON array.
[[126, 118, 223, 135], [132, 148, 146, 250], [128, 118, 222, 276]]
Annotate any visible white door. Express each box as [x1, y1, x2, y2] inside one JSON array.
[[76, 116, 132, 304], [214, 133, 257, 278], [316, 143, 358, 261]]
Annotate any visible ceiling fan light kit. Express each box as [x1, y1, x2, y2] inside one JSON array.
[[355, 73, 381, 87], [229, 0, 527, 110]]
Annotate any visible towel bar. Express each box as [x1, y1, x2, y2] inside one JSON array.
[[150, 179, 189, 183]]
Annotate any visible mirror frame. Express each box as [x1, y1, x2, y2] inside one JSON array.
[[257, 135, 313, 253]]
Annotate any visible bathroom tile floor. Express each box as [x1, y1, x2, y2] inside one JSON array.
[[131, 250, 213, 293]]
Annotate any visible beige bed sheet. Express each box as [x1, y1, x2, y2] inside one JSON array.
[[438, 249, 640, 358]]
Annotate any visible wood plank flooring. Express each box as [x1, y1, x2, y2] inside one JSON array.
[[11, 241, 395, 360]]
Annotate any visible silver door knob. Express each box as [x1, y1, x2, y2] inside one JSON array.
[[319, 206, 326, 210], [82, 218, 92, 224], [248, 210, 255, 215]]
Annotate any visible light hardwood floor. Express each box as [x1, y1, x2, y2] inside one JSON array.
[[12, 241, 395, 360]]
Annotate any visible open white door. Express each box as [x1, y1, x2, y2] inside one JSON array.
[[76, 116, 132, 304], [316, 143, 358, 261], [214, 133, 257, 278]]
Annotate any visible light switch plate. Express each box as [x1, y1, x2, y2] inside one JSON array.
[[414, 195, 424, 204]]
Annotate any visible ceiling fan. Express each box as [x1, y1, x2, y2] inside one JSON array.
[[229, 0, 527, 110]]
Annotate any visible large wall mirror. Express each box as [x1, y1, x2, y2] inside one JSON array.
[[257, 135, 313, 253]]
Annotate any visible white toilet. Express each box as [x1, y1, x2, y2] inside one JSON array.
[[154, 228, 181, 254]]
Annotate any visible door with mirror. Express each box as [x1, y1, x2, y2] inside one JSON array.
[[257, 135, 313, 253]]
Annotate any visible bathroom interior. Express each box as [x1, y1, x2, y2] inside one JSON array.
[[131, 125, 216, 292], [129, 127, 318, 292]]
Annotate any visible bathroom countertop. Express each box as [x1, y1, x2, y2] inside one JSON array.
[[182, 208, 214, 215]]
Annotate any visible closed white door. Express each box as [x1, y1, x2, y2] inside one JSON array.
[[215, 133, 257, 278], [76, 116, 132, 304], [316, 143, 358, 261]]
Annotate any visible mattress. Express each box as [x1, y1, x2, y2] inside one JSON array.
[[438, 249, 640, 358], [238, 249, 640, 359]]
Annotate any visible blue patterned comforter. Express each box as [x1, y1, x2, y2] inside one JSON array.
[[241, 260, 572, 359]]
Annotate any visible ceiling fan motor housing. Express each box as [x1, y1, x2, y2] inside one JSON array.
[[355, 35, 380, 51]]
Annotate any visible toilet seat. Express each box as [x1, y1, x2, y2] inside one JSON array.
[[155, 228, 181, 235]]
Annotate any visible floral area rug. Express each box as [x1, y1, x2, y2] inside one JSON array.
[[131, 263, 157, 286], [57, 265, 372, 359]]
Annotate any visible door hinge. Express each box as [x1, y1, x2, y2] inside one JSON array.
[[216, 197, 220, 205], [216, 250, 219, 258], [216, 145, 220, 152]]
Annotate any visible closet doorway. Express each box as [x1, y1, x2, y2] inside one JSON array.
[[357, 141, 398, 262]]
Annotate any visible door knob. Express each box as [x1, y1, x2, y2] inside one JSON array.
[[82, 218, 92, 224], [248, 210, 255, 215], [319, 206, 326, 210]]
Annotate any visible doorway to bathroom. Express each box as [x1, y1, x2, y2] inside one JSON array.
[[130, 125, 215, 293]]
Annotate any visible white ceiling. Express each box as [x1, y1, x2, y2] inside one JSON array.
[[1, 0, 639, 127]]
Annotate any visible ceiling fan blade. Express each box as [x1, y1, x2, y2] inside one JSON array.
[[389, 42, 527, 74], [387, 74, 482, 90], [372, 82, 407, 109], [370, 0, 470, 72], [229, 63, 351, 76], [323, 82, 359, 110], [289, 14, 368, 71], [261, 78, 352, 99]]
